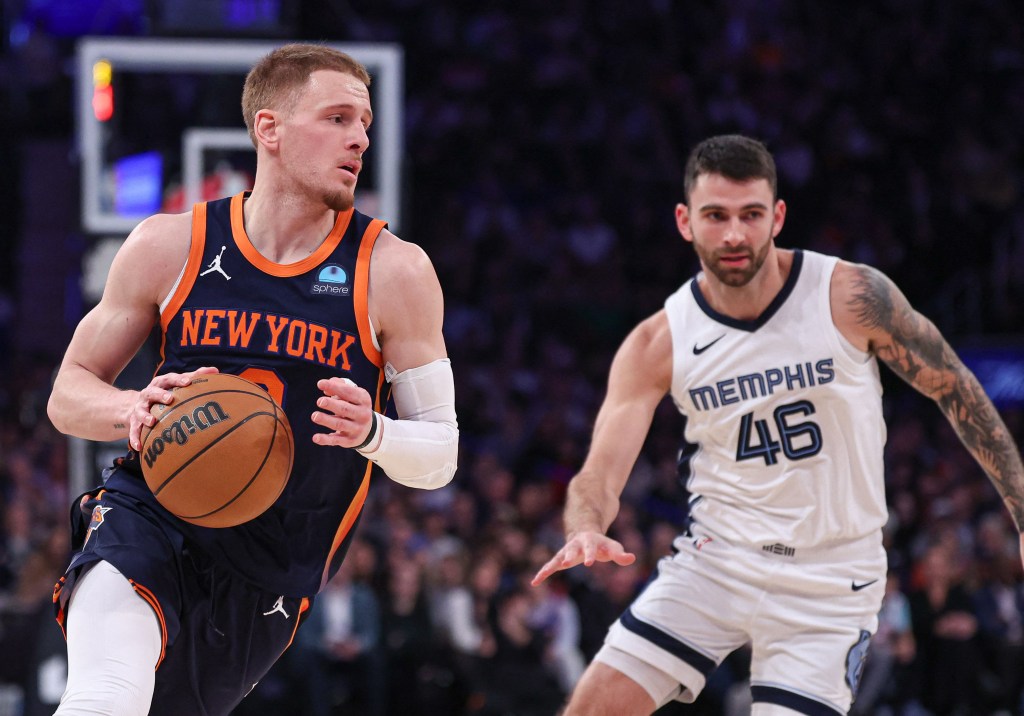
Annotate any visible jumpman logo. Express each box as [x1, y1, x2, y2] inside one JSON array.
[[262, 596, 290, 619], [200, 246, 232, 280]]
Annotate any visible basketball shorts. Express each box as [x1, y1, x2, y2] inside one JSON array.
[[596, 522, 886, 714], [53, 473, 312, 716]]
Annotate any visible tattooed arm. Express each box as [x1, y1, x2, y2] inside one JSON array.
[[831, 261, 1024, 542]]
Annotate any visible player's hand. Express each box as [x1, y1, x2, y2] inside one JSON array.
[[312, 377, 374, 448], [531, 531, 636, 586], [1019, 533, 1024, 572], [128, 366, 219, 451]]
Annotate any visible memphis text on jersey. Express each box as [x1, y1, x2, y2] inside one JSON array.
[[177, 309, 357, 371], [688, 358, 835, 412]]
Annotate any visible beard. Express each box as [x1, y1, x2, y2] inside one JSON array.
[[322, 187, 355, 212], [692, 229, 773, 287]]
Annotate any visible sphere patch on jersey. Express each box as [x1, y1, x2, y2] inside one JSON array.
[[311, 264, 350, 296]]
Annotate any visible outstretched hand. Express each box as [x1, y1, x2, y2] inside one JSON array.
[[531, 531, 636, 586]]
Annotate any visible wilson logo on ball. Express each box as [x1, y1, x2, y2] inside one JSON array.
[[143, 401, 231, 469]]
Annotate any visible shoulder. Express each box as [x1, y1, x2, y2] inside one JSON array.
[[829, 259, 910, 352], [605, 310, 673, 396], [619, 310, 672, 370], [367, 229, 444, 340], [370, 229, 437, 281], [368, 229, 442, 302], [829, 259, 901, 317], [111, 211, 194, 300], [633, 309, 671, 348], [121, 211, 193, 264]]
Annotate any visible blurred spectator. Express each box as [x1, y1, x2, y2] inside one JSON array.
[[289, 538, 385, 716], [472, 586, 563, 716], [972, 553, 1024, 714], [380, 558, 439, 715], [908, 543, 981, 714]]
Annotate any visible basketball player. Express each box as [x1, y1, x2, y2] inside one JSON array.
[[46, 45, 458, 715], [532, 135, 1024, 715]]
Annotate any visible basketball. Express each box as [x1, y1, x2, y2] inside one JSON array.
[[139, 373, 294, 528]]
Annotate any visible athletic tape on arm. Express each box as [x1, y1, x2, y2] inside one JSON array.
[[357, 358, 458, 489]]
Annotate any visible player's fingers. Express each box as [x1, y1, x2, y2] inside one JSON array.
[[581, 539, 599, 567], [315, 394, 348, 416], [595, 539, 636, 565], [310, 409, 354, 432], [318, 377, 369, 405], [312, 431, 350, 447], [311, 427, 367, 448], [129, 405, 159, 450], [184, 366, 219, 382], [129, 419, 143, 451], [530, 559, 559, 586], [558, 541, 584, 567], [315, 396, 372, 426], [534, 548, 577, 586], [611, 551, 637, 567]]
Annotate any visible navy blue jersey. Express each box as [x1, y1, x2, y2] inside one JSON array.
[[113, 192, 389, 597]]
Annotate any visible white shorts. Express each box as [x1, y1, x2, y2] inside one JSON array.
[[595, 524, 886, 714]]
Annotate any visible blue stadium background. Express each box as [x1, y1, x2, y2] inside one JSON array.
[[0, 1, 1022, 714]]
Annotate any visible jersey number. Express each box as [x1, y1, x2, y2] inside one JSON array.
[[735, 400, 822, 465], [239, 367, 286, 406]]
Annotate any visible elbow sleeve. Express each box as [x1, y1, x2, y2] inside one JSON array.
[[357, 358, 458, 489]]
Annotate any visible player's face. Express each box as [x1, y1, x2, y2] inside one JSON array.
[[277, 70, 373, 212], [676, 174, 785, 287]]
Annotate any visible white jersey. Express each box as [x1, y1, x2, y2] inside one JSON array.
[[664, 249, 888, 549]]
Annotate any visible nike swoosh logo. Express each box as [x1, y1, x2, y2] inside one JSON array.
[[693, 335, 725, 355], [851, 579, 879, 591]]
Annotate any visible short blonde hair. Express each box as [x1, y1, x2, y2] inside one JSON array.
[[241, 43, 372, 146]]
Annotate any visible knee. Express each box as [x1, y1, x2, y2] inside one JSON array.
[[56, 677, 154, 715], [56, 660, 155, 716]]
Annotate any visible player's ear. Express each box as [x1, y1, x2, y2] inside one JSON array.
[[253, 109, 279, 150], [771, 199, 787, 238], [675, 203, 694, 243]]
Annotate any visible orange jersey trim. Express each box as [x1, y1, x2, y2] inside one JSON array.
[[52, 567, 168, 672], [52, 575, 68, 638], [129, 580, 169, 669], [319, 464, 372, 591], [282, 597, 311, 654], [230, 192, 354, 277], [157, 203, 209, 374], [160, 203, 208, 329], [354, 219, 387, 367]]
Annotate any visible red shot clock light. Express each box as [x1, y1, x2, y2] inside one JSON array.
[[92, 59, 114, 122]]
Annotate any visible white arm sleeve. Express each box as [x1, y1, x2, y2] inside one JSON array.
[[357, 358, 458, 489]]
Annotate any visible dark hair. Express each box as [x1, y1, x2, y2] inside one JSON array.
[[242, 43, 372, 147], [683, 135, 777, 204]]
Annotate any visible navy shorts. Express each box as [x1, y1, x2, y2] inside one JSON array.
[[53, 480, 312, 716]]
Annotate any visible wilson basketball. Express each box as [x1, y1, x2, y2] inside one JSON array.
[[139, 373, 294, 528]]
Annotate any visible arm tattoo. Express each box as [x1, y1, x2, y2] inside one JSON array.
[[849, 265, 1024, 530]]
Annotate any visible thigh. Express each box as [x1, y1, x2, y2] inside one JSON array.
[[150, 554, 310, 716], [564, 660, 659, 716], [749, 559, 884, 715], [57, 561, 162, 716], [54, 487, 187, 655], [602, 534, 757, 704]]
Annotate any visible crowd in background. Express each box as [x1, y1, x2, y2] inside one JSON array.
[[0, 1, 1023, 714]]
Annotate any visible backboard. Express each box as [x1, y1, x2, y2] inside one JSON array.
[[76, 37, 404, 236]]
